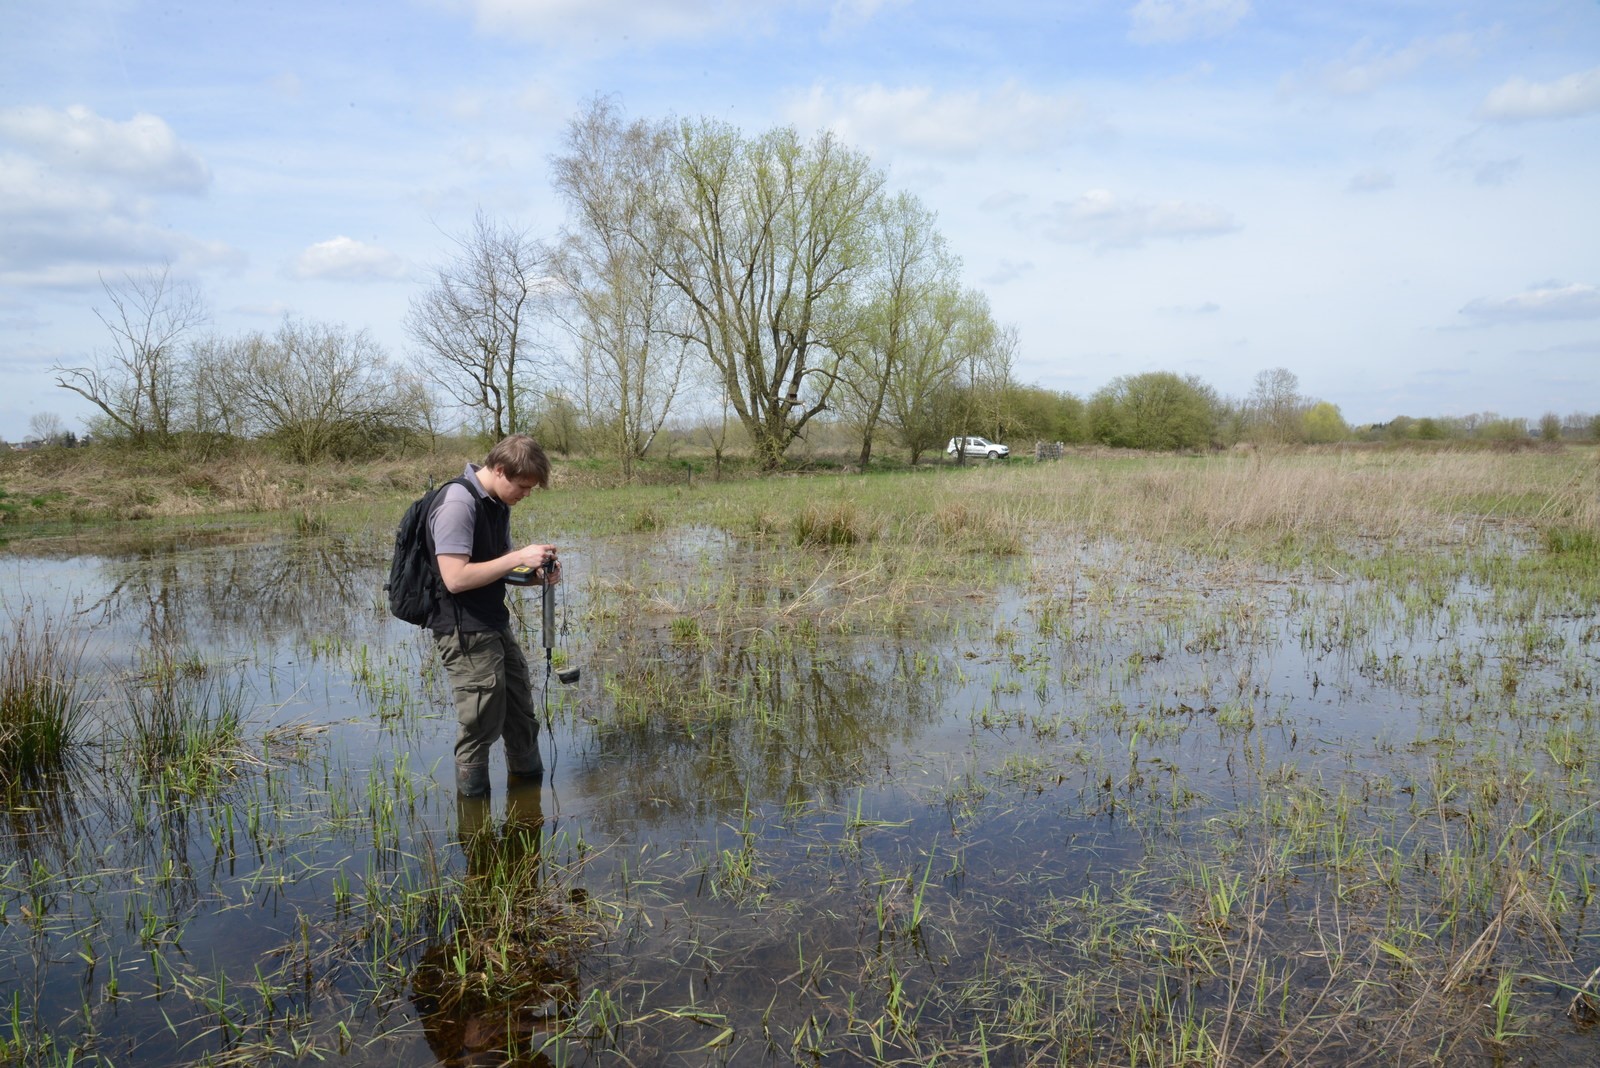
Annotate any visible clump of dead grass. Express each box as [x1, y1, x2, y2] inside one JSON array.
[[794, 499, 877, 547]]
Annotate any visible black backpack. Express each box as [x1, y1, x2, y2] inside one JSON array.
[[385, 477, 469, 626]]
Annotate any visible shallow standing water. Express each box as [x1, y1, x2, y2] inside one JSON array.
[[2, 521, 1598, 1066]]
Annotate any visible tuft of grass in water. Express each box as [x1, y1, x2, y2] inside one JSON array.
[[1540, 523, 1598, 561], [408, 817, 606, 1060], [293, 506, 330, 536], [668, 615, 704, 646], [925, 500, 1026, 556], [118, 645, 251, 790], [794, 499, 874, 547], [0, 608, 90, 782]]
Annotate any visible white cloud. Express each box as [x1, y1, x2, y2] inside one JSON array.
[[291, 237, 409, 281], [1436, 132, 1522, 187], [1128, 0, 1250, 45], [785, 81, 1086, 159], [0, 155, 117, 222], [1460, 282, 1600, 323], [436, 0, 750, 45], [826, 0, 910, 35], [0, 104, 230, 284], [982, 259, 1035, 285], [0, 233, 241, 289], [1479, 66, 1600, 122], [1282, 33, 1478, 97], [0, 104, 209, 191], [1346, 168, 1394, 193], [1040, 188, 1240, 248], [0, 152, 236, 284]]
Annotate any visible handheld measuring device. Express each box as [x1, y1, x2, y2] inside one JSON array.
[[509, 560, 580, 686]]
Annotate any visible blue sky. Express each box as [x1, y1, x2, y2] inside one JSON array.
[[3, 0, 1597, 441]]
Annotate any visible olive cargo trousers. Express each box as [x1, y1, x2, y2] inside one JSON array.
[[434, 628, 542, 795]]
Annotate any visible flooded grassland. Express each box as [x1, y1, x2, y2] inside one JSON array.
[[1, 449, 1598, 1067]]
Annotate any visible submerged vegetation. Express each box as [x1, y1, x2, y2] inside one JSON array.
[[0, 446, 1597, 1065]]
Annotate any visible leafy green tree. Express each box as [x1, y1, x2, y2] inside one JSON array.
[[1088, 371, 1220, 451], [530, 391, 585, 456], [659, 120, 883, 470], [1302, 401, 1349, 444], [1478, 416, 1529, 442], [1538, 412, 1562, 442], [882, 286, 996, 464], [551, 99, 690, 479], [994, 384, 1086, 445], [839, 190, 958, 469], [938, 301, 1017, 466]]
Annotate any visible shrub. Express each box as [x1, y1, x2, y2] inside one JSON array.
[[0, 610, 90, 781]]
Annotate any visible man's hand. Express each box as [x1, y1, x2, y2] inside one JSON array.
[[437, 542, 558, 594]]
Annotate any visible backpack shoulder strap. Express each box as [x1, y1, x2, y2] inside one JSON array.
[[427, 475, 480, 637]]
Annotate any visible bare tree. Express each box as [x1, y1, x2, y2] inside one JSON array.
[[976, 322, 1019, 441], [221, 317, 422, 462], [26, 411, 66, 446], [53, 265, 208, 446], [406, 212, 549, 439], [551, 99, 690, 479], [184, 333, 253, 453], [659, 120, 884, 471], [1247, 367, 1307, 444]]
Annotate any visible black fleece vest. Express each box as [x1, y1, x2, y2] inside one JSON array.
[[428, 483, 512, 634]]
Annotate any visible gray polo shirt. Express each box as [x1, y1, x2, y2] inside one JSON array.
[[428, 464, 503, 557]]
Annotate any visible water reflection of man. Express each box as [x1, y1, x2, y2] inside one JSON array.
[[455, 775, 548, 881], [428, 434, 560, 798], [414, 778, 572, 1066]]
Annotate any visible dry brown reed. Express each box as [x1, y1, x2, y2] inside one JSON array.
[[942, 447, 1599, 551]]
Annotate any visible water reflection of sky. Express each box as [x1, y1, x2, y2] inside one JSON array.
[[3, 527, 1589, 832], [2, 526, 1596, 1066]]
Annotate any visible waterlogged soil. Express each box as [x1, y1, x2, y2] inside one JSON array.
[[1, 521, 1598, 1066]]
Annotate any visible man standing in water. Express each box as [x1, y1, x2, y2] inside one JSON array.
[[428, 433, 559, 797]]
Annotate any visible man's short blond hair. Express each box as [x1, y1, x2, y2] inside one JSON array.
[[484, 434, 550, 488]]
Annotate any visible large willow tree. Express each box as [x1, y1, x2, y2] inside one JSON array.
[[659, 120, 884, 471]]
